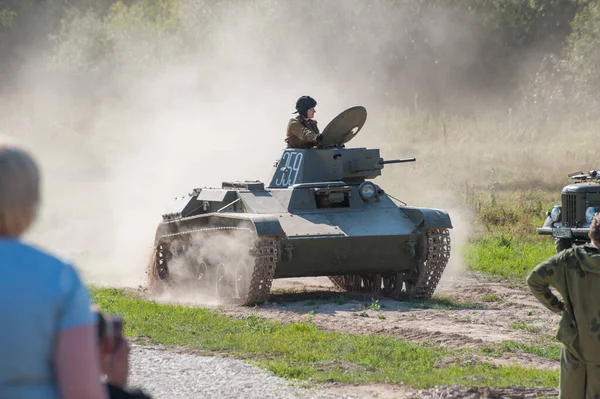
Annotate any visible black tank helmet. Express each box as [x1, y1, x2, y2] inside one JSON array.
[[294, 95, 317, 118]]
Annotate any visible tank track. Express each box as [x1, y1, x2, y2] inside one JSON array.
[[328, 228, 451, 301], [248, 235, 280, 304], [150, 226, 280, 305]]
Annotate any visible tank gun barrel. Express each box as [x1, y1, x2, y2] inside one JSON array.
[[379, 157, 416, 165]]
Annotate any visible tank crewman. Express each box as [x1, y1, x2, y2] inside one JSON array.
[[285, 95, 323, 149], [527, 213, 600, 398]]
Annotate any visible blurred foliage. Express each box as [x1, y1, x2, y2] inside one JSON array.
[[471, 0, 591, 49], [564, 1, 600, 114], [49, 0, 182, 73], [1, 0, 600, 119], [522, 1, 600, 122], [0, 7, 17, 28]]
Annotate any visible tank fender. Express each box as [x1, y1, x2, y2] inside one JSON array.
[[400, 207, 453, 231], [202, 213, 285, 236], [244, 214, 285, 236], [153, 214, 285, 244]]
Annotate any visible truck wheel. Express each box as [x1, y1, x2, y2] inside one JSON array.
[[555, 238, 573, 253]]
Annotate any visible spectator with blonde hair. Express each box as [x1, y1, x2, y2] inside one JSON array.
[[0, 142, 107, 399], [527, 212, 600, 397]]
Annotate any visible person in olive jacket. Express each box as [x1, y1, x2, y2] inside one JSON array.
[[527, 213, 600, 398]]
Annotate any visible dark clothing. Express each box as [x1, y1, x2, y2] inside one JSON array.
[[285, 116, 319, 149], [527, 243, 600, 397], [107, 383, 153, 399], [559, 345, 600, 398]]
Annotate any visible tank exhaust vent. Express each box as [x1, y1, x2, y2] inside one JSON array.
[[222, 181, 265, 190]]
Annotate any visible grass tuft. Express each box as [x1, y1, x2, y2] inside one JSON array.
[[463, 234, 555, 279], [508, 321, 541, 333], [482, 293, 503, 302], [417, 296, 485, 310], [482, 341, 561, 361]]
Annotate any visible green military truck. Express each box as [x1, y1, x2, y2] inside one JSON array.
[[538, 170, 600, 252]]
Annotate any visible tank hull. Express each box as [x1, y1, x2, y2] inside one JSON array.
[[148, 205, 450, 304], [275, 234, 421, 278]]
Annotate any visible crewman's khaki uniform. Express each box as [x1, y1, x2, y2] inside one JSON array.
[[285, 116, 319, 149], [527, 243, 600, 398]]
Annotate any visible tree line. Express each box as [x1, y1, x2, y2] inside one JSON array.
[[1, 0, 599, 119]]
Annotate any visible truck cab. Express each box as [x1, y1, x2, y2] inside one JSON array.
[[538, 170, 600, 252]]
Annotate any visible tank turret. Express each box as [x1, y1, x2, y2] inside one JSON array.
[[268, 146, 416, 188]]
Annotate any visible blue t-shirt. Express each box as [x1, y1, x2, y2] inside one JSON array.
[[0, 238, 96, 398]]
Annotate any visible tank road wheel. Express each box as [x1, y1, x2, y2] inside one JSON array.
[[362, 273, 383, 294], [328, 275, 363, 293], [353, 275, 363, 289], [192, 260, 208, 282], [359, 275, 373, 292], [328, 228, 451, 302], [402, 274, 419, 300], [380, 272, 406, 298], [216, 263, 236, 300], [188, 259, 216, 294], [149, 227, 280, 306], [150, 237, 214, 289], [214, 261, 252, 301], [356, 274, 385, 294], [234, 260, 253, 299]]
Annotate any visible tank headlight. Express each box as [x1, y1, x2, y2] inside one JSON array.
[[586, 207, 597, 223], [550, 206, 561, 222], [359, 182, 377, 200]]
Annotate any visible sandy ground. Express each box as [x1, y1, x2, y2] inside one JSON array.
[[213, 273, 560, 362]]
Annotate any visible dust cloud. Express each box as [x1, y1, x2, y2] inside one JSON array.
[[147, 229, 257, 306], [0, 0, 525, 289]]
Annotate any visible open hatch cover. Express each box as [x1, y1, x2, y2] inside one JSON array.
[[318, 106, 367, 148]]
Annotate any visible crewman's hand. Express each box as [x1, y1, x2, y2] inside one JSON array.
[[316, 133, 323, 142]]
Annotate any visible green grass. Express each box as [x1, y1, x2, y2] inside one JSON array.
[[368, 297, 381, 311], [457, 188, 563, 281], [417, 295, 485, 310], [482, 341, 562, 361], [463, 234, 556, 279], [90, 287, 558, 389], [508, 321, 541, 333], [482, 293, 503, 302]]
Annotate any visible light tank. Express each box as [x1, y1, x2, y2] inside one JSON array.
[[148, 106, 453, 305]]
